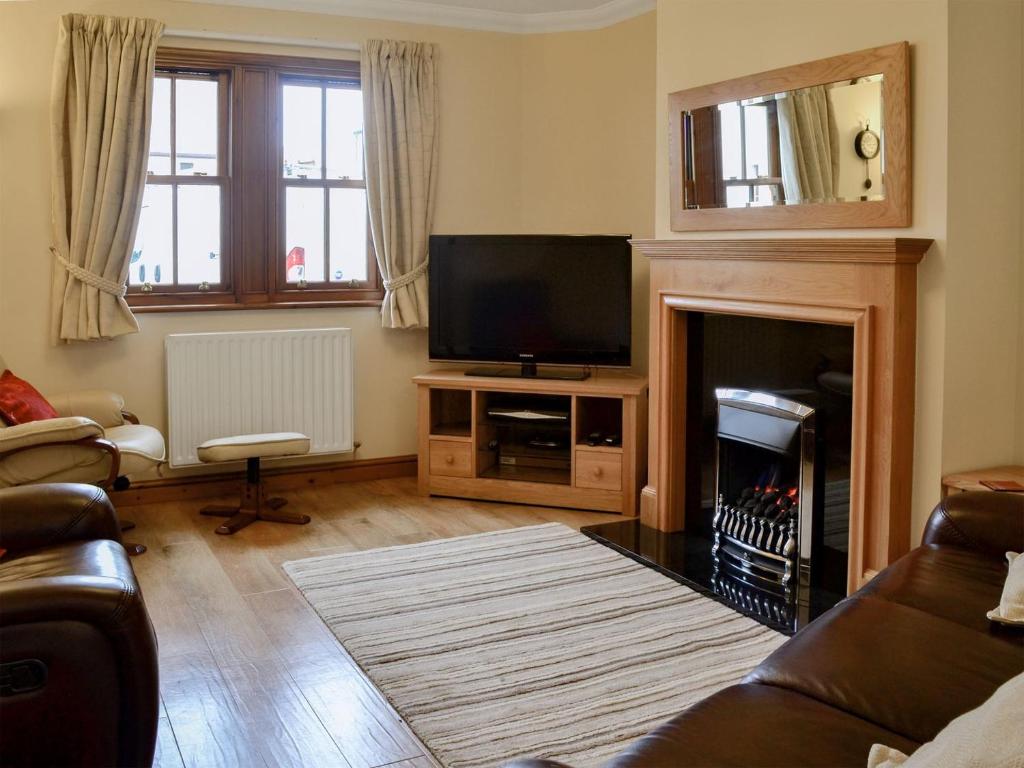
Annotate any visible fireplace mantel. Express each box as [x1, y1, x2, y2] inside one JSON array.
[[633, 237, 933, 592], [632, 238, 932, 263]]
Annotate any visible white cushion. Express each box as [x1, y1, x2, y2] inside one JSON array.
[[867, 671, 1024, 768], [48, 389, 127, 428], [0, 416, 103, 451], [197, 432, 310, 463], [0, 443, 109, 488], [988, 551, 1024, 626], [105, 423, 167, 475], [0, 421, 164, 487]]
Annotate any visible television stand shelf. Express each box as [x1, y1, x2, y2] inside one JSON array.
[[414, 370, 648, 515]]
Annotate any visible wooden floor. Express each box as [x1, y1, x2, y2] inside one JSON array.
[[125, 476, 624, 768]]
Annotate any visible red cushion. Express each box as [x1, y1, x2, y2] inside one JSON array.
[[0, 370, 59, 426]]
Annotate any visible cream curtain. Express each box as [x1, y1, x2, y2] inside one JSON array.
[[777, 85, 840, 204], [361, 40, 439, 329], [49, 13, 163, 343]]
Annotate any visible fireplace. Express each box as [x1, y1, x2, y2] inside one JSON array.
[[583, 237, 930, 633], [711, 389, 816, 627], [583, 316, 850, 633]]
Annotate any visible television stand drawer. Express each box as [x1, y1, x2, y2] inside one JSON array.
[[430, 439, 473, 478], [575, 451, 622, 491]]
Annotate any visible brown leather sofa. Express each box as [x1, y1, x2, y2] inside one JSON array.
[[0, 483, 159, 767], [508, 492, 1024, 768]]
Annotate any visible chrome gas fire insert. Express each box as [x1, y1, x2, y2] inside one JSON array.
[[712, 389, 817, 629]]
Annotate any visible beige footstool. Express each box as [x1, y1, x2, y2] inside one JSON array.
[[197, 432, 312, 535]]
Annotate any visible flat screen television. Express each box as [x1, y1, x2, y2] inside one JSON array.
[[429, 234, 631, 377]]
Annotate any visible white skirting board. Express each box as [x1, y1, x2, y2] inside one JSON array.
[[165, 328, 354, 467]]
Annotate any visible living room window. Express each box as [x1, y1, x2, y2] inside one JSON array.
[[131, 70, 228, 293], [128, 49, 381, 311], [281, 77, 368, 286]]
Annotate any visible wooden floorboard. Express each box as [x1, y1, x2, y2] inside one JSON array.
[[126, 476, 623, 768]]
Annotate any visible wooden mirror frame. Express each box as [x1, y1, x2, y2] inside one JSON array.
[[669, 42, 910, 231]]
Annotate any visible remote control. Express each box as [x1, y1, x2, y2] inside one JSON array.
[[603, 433, 621, 447], [586, 431, 603, 446]]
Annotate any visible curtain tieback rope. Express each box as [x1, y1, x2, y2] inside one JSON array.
[[383, 259, 428, 292], [50, 247, 127, 297]]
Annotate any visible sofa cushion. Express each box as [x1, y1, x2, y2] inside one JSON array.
[[604, 683, 919, 768], [858, 544, 1023, 640], [744, 597, 1024, 743]]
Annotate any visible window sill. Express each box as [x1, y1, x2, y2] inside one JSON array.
[[129, 298, 384, 313]]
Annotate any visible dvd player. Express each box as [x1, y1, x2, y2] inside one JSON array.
[[486, 407, 569, 422]]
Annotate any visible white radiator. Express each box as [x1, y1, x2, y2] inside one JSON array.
[[165, 328, 354, 467]]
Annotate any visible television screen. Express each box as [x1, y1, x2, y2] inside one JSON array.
[[429, 235, 631, 368]]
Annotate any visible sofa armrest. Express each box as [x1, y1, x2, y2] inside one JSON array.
[[0, 483, 122, 555], [0, 416, 104, 453], [48, 390, 127, 428], [922, 491, 1024, 558]]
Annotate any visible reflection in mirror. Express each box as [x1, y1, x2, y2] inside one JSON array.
[[683, 75, 884, 210]]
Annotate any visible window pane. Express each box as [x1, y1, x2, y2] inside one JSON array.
[[718, 102, 742, 180], [725, 185, 750, 208], [177, 186, 221, 285], [175, 79, 218, 176], [326, 88, 364, 180], [283, 84, 323, 179], [329, 188, 367, 282], [285, 187, 325, 282], [750, 184, 778, 207], [130, 184, 173, 285], [148, 77, 171, 175], [744, 104, 769, 179]]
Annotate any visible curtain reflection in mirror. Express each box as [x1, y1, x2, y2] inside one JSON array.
[[777, 86, 840, 204]]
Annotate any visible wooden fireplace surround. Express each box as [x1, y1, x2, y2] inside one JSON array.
[[633, 237, 933, 592]]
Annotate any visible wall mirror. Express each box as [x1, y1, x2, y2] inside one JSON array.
[[669, 42, 910, 231]]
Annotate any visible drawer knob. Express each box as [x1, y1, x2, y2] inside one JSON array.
[[593, 466, 603, 477], [445, 454, 454, 465]]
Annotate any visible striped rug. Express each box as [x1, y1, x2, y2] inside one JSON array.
[[283, 523, 784, 768]]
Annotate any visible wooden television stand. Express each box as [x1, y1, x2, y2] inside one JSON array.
[[413, 370, 648, 515]]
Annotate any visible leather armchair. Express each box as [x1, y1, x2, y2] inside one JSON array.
[[0, 354, 165, 490], [0, 483, 160, 767]]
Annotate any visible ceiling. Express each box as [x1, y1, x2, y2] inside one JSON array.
[[177, 0, 656, 33]]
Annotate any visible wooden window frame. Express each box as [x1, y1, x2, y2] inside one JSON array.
[[684, 100, 783, 211], [129, 48, 382, 312], [129, 69, 233, 303], [719, 100, 783, 207]]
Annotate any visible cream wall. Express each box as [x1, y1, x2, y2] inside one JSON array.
[[654, 0, 952, 537], [944, 0, 1023, 474], [830, 79, 884, 202], [0, 1, 656, 476], [1017, 2, 1024, 465], [519, 12, 657, 375]]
